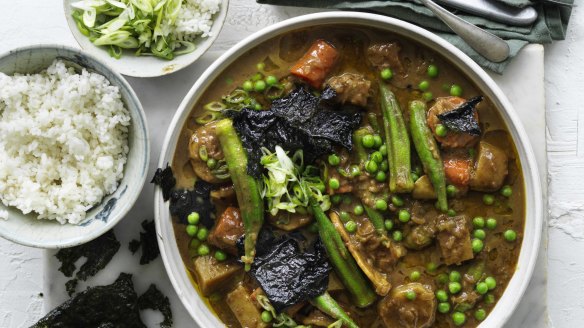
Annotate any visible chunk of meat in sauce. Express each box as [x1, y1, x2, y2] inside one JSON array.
[[290, 39, 339, 88], [367, 42, 404, 73], [189, 123, 227, 183], [378, 283, 436, 328], [436, 215, 474, 265], [404, 203, 439, 250], [327, 73, 371, 107], [208, 207, 244, 255], [469, 141, 509, 192], [427, 97, 480, 149]]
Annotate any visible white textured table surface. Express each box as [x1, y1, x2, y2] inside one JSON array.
[[0, 1, 581, 328]]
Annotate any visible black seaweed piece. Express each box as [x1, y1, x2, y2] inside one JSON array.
[[129, 220, 160, 265], [229, 86, 362, 178], [31, 273, 146, 328], [151, 164, 176, 201], [169, 180, 216, 228], [56, 230, 120, 295], [138, 284, 173, 328], [237, 228, 331, 312], [437, 96, 483, 136]]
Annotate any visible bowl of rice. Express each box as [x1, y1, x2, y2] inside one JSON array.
[[63, 0, 229, 77], [0, 44, 149, 248]]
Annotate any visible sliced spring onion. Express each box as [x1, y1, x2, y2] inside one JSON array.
[[93, 30, 139, 48], [195, 111, 222, 125]]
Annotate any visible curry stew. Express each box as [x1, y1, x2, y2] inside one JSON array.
[[170, 26, 524, 328]]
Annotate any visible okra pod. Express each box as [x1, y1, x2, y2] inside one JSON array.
[[380, 85, 414, 193], [312, 292, 359, 328], [409, 100, 448, 211], [215, 119, 264, 271]]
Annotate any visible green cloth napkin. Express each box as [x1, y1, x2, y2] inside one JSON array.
[[257, 0, 573, 73]]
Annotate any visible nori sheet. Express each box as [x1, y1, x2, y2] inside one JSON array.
[[138, 284, 173, 328], [169, 180, 216, 228], [129, 220, 160, 265], [437, 96, 483, 136], [151, 164, 176, 201]]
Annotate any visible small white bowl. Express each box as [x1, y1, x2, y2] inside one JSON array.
[[155, 12, 543, 328], [63, 0, 229, 77], [0, 45, 149, 248]]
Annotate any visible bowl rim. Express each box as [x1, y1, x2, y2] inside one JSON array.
[[154, 12, 543, 327], [0, 43, 150, 248], [62, 0, 230, 78]]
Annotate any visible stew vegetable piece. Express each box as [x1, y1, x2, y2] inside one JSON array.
[[167, 26, 524, 328]]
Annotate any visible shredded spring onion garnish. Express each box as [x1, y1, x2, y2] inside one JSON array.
[[71, 0, 196, 59], [260, 146, 330, 216], [257, 295, 310, 328]]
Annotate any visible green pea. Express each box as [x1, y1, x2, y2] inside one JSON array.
[[438, 302, 451, 314], [476, 282, 489, 295], [328, 154, 340, 166], [450, 84, 463, 97], [473, 229, 486, 240], [483, 194, 495, 205], [423, 92, 434, 101], [448, 282, 462, 294], [371, 151, 383, 163], [265, 75, 278, 86], [373, 135, 383, 148], [187, 212, 200, 225], [446, 184, 457, 196], [379, 144, 388, 156], [189, 238, 201, 249], [485, 293, 495, 304], [427, 64, 439, 78], [214, 250, 227, 261], [447, 209, 457, 217], [254, 103, 262, 110], [486, 217, 497, 230], [380, 160, 389, 172], [411, 172, 420, 182], [375, 171, 387, 182], [345, 220, 358, 233], [339, 211, 350, 222], [261, 310, 273, 323], [197, 227, 209, 241], [419, 80, 430, 91], [436, 290, 448, 302], [485, 276, 497, 290], [362, 134, 375, 148], [472, 216, 485, 228], [350, 165, 361, 177], [353, 205, 364, 215], [436, 273, 449, 285], [426, 262, 438, 273], [504, 229, 517, 242], [384, 219, 394, 231], [380, 68, 393, 80], [342, 195, 352, 204], [392, 230, 403, 241], [256, 62, 266, 71], [186, 224, 198, 237], [398, 209, 410, 223], [375, 199, 388, 211], [242, 80, 253, 92], [331, 194, 342, 204], [474, 309, 487, 321], [329, 178, 340, 190], [392, 195, 404, 207], [449, 271, 461, 282], [452, 312, 466, 326], [472, 238, 484, 253], [207, 158, 217, 169], [501, 185, 513, 197], [406, 290, 416, 301], [410, 271, 421, 281], [366, 160, 378, 173], [197, 244, 210, 256], [254, 80, 266, 92]]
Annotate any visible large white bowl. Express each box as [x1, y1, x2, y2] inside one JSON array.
[[154, 12, 543, 327], [0, 45, 149, 248], [63, 0, 229, 77]]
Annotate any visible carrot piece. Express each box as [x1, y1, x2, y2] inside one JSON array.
[[290, 39, 339, 88], [443, 152, 472, 187]]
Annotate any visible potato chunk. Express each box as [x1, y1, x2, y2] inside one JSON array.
[[226, 283, 268, 328], [469, 141, 509, 192], [378, 283, 436, 328], [192, 255, 242, 296]]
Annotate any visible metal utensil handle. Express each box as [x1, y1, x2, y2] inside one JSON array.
[[437, 0, 538, 26], [420, 0, 510, 63]]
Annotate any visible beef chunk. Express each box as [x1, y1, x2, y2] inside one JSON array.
[[208, 207, 245, 255], [327, 73, 371, 107], [436, 215, 474, 265]]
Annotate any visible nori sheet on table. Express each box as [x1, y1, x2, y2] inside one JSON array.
[[129, 220, 160, 265], [437, 96, 483, 136], [237, 229, 331, 312], [55, 229, 120, 296], [229, 86, 362, 178], [151, 164, 176, 201], [138, 284, 173, 328]]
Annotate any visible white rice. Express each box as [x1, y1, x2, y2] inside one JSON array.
[[0, 60, 130, 224], [173, 0, 221, 42]]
